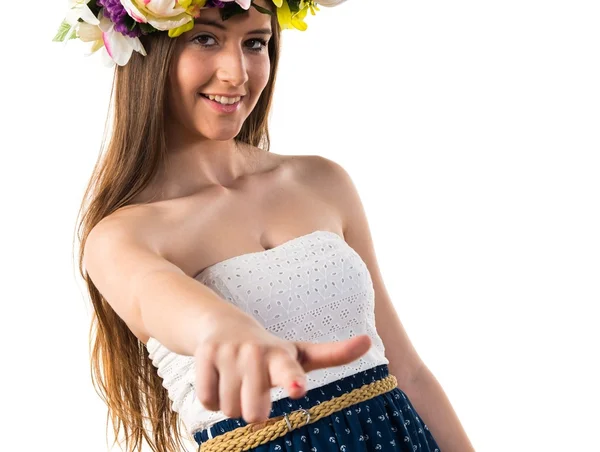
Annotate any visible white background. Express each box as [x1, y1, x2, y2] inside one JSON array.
[[1, 0, 598, 450]]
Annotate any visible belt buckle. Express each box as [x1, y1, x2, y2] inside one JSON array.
[[283, 407, 311, 432]]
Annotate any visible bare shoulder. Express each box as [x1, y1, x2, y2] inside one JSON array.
[[286, 153, 347, 182], [285, 154, 349, 192], [85, 202, 172, 277], [286, 154, 356, 227], [89, 203, 165, 249]]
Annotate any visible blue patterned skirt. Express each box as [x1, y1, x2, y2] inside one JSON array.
[[194, 364, 441, 451]]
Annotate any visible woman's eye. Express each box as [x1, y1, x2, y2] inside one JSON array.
[[193, 35, 217, 47], [247, 39, 268, 52], [192, 35, 267, 52]]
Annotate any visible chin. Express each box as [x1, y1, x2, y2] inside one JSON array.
[[199, 127, 243, 142]]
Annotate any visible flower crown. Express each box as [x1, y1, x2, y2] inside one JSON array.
[[54, 0, 344, 67]]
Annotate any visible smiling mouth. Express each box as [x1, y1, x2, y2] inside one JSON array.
[[199, 93, 243, 105], [199, 93, 243, 113]]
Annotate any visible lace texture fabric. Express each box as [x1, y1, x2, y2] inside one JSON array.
[[145, 230, 390, 436]]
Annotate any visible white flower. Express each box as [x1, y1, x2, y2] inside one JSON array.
[[79, 16, 147, 67], [315, 0, 346, 6], [65, 0, 99, 26], [219, 0, 252, 10], [119, 0, 192, 31]]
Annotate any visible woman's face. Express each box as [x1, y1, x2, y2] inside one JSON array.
[[166, 1, 273, 143]]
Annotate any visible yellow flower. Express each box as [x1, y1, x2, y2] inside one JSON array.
[[179, 0, 208, 17], [168, 20, 195, 37], [168, 0, 207, 37], [306, 1, 320, 16], [275, 0, 314, 31], [119, 0, 207, 38]]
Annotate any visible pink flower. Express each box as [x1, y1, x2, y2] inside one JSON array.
[[218, 0, 252, 10]]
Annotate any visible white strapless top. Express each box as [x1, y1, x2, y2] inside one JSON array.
[[145, 230, 389, 436]]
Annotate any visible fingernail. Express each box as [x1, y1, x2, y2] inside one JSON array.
[[291, 380, 304, 390]]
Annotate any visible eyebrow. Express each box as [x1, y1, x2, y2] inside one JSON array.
[[193, 18, 272, 35]]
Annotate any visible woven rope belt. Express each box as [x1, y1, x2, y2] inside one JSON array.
[[198, 373, 397, 452]]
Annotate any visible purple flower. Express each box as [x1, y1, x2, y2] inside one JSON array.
[[206, 0, 251, 9], [97, 0, 143, 38]]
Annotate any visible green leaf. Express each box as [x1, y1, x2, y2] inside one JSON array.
[[251, 3, 275, 16], [89, 2, 102, 17], [287, 0, 302, 14], [53, 20, 74, 42], [139, 23, 158, 34], [220, 3, 247, 21]]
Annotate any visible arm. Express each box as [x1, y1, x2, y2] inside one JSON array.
[[84, 215, 264, 356], [310, 156, 475, 451], [400, 365, 476, 452]]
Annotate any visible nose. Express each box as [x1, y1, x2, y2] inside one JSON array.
[[215, 44, 249, 88]]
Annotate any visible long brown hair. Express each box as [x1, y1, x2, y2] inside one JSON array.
[[74, 11, 281, 452]]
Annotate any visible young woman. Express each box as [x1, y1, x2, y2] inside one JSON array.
[[60, 0, 473, 450]]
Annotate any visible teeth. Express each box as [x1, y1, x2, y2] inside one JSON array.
[[205, 94, 241, 105]]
